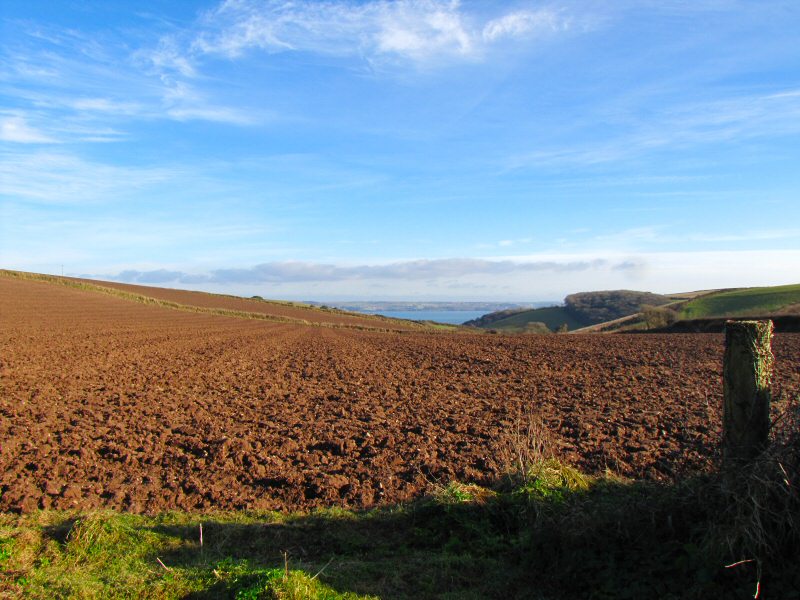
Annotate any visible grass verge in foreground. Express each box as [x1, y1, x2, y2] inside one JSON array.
[[1, 449, 798, 600]]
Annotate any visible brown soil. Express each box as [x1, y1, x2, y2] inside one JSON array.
[[68, 275, 426, 331], [1, 276, 799, 514]]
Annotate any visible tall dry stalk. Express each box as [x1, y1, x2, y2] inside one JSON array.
[[498, 403, 554, 487]]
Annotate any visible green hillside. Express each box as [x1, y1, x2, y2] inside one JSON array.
[[472, 306, 589, 332], [679, 284, 800, 319], [467, 284, 800, 334], [467, 290, 671, 333]]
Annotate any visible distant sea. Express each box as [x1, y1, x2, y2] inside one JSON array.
[[360, 310, 488, 325]]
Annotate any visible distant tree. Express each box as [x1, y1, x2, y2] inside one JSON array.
[[523, 322, 551, 334], [641, 305, 679, 330], [564, 290, 672, 324], [556, 323, 569, 333]]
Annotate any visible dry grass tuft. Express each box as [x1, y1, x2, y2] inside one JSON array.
[[497, 403, 555, 486], [713, 396, 800, 572]]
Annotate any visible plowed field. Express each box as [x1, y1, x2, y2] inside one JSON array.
[[70, 276, 426, 331], [2, 275, 799, 513]]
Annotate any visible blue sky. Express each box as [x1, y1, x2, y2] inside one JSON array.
[[1, 0, 799, 301]]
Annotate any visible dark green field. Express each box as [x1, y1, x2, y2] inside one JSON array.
[[476, 306, 587, 332]]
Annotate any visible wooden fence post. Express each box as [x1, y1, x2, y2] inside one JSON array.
[[723, 320, 774, 464]]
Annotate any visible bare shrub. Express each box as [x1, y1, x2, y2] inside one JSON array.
[[523, 321, 551, 334], [642, 304, 679, 329]]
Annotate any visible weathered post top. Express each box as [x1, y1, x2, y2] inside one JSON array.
[[723, 319, 774, 464]]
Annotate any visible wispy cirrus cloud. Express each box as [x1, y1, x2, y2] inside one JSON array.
[[165, 106, 256, 125], [482, 10, 568, 42], [0, 114, 56, 143], [507, 86, 800, 169], [2, 1, 575, 145], [68, 97, 144, 115], [1, 105, 132, 143], [0, 150, 178, 203], [476, 237, 533, 250], [160, 0, 573, 69], [2, 24, 256, 137]]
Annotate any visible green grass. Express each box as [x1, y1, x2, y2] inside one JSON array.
[[679, 284, 800, 319], [2, 448, 798, 599], [483, 306, 588, 333]]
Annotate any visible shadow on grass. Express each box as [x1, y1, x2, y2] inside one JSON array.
[[150, 500, 517, 600], [9, 456, 798, 600], [139, 476, 791, 599]]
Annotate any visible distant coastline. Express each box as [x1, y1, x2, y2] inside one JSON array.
[[303, 300, 559, 325]]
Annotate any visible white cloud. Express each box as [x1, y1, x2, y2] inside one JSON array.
[[71, 250, 800, 301], [146, 38, 197, 77], [4, 1, 575, 140], [0, 150, 176, 203], [70, 97, 143, 114], [494, 250, 800, 297], [482, 238, 532, 249], [0, 115, 56, 143], [184, 0, 571, 67], [166, 106, 255, 125], [482, 10, 567, 42], [102, 257, 616, 286], [3, 30, 256, 132], [372, 0, 475, 61], [1, 106, 130, 143]]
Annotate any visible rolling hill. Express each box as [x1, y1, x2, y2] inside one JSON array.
[[467, 284, 800, 333], [464, 306, 588, 332], [595, 283, 800, 333], [678, 284, 800, 319], [466, 290, 673, 333]]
